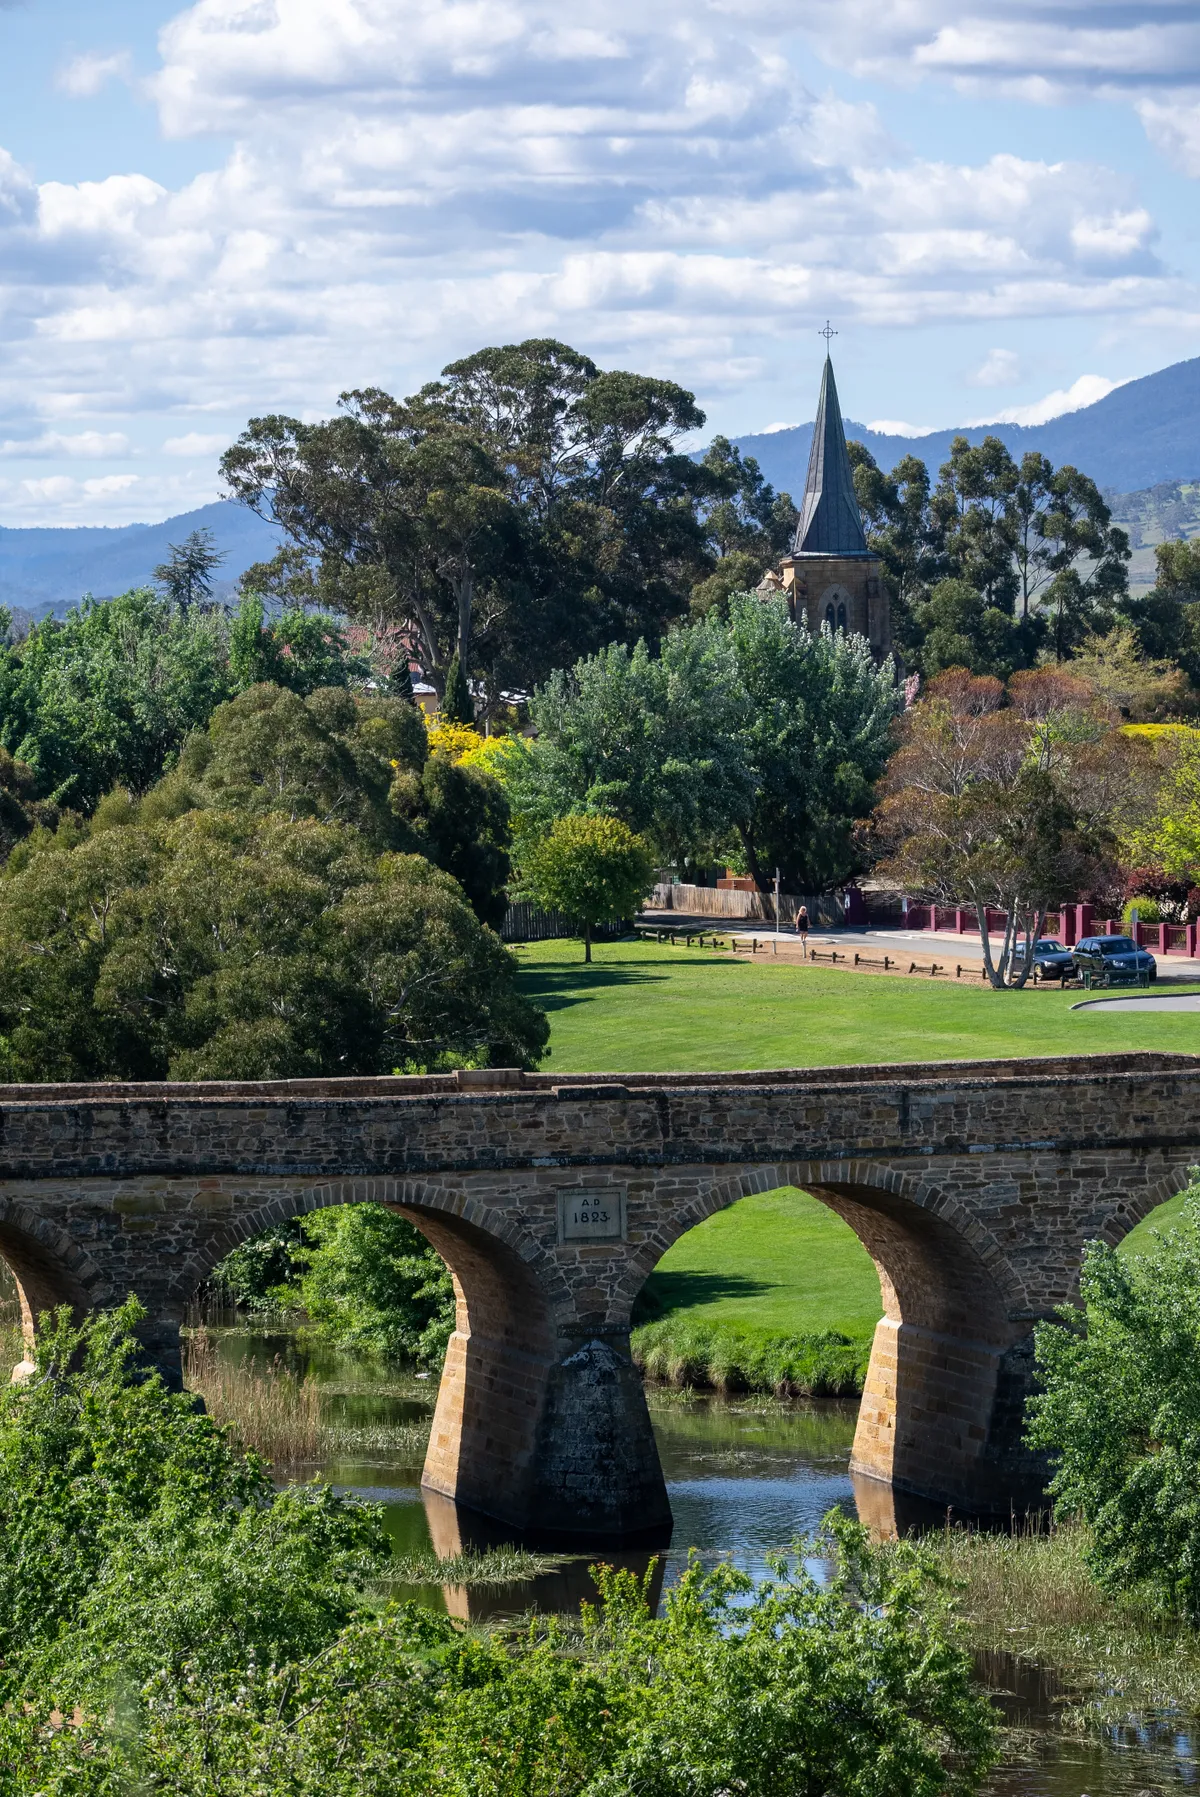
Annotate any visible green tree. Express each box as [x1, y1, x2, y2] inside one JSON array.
[[0, 746, 57, 864], [157, 683, 511, 927], [870, 667, 1131, 987], [690, 435, 798, 615], [911, 577, 1026, 680], [724, 595, 898, 894], [439, 649, 474, 723], [0, 809, 546, 1081], [507, 597, 896, 895], [221, 340, 713, 713], [2, 1514, 996, 1796], [0, 589, 232, 810], [1120, 538, 1200, 689], [154, 527, 227, 613], [295, 1205, 455, 1366], [506, 626, 752, 870], [518, 814, 655, 960], [1027, 1183, 1200, 1618]]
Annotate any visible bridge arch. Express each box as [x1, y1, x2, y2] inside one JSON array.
[[616, 1159, 1028, 1341], [1096, 1161, 1200, 1249], [0, 1196, 112, 1369]]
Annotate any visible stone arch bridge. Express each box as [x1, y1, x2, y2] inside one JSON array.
[[0, 1052, 1196, 1539]]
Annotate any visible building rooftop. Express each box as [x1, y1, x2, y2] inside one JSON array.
[[791, 356, 872, 559]]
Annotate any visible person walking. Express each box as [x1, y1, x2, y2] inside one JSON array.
[[796, 904, 809, 956]]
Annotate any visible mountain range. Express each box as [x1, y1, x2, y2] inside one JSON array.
[[732, 354, 1200, 503], [2, 354, 1200, 616], [0, 501, 281, 620]]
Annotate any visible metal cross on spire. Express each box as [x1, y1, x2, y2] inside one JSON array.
[[818, 320, 837, 348]]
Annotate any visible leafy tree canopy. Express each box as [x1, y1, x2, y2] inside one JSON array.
[[517, 814, 656, 959], [0, 804, 546, 1082], [0, 588, 376, 824], [850, 437, 1131, 676], [507, 596, 898, 894], [220, 339, 719, 713], [148, 682, 511, 928], [0, 589, 232, 811], [869, 666, 1142, 985], [154, 526, 227, 613], [1028, 1183, 1200, 1619], [0, 1300, 385, 1709]]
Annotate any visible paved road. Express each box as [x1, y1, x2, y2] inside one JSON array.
[[640, 913, 1200, 982]]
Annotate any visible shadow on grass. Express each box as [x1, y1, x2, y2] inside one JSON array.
[[632, 1270, 777, 1324], [516, 950, 751, 1013]]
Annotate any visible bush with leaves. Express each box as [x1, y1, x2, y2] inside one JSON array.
[[1028, 1182, 1200, 1618], [155, 681, 512, 927], [0, 588, 232, 811], [292, 1204, 455, 1367], [0, 1299, 386, 1715], [1, 1508, 997, 1797]]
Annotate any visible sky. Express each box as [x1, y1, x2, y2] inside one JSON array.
[[1, 0, 1200, 527]]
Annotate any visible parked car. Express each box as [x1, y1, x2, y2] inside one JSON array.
[[1017, 938, 1076, 982], [1071, 935, 1157, 985]]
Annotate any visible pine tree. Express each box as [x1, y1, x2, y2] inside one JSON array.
[[440, 653, 474, 724]]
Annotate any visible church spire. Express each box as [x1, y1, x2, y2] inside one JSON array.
[[791, 354, 870, 558]]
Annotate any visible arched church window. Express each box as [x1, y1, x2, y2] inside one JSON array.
[[825, 603, 835, 628], [837, 602, 847, 631]]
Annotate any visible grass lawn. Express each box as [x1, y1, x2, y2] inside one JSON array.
[[516, 939, 1200, 1375], [637, 1188, 883, 1347], [515, 937, 1200, 1072]]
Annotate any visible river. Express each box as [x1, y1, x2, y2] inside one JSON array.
[[196, 1326, 1199, 1797]]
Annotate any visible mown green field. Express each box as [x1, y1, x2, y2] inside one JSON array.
[[515, 939, 1200, 1373], [515, 938, 1200, 1072]]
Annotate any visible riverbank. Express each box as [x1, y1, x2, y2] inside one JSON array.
[[933, 1523, 1200, 1732]]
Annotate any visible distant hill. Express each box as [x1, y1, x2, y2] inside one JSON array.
[[0, 500, 281, 617], [732, 356, 1200, 503]]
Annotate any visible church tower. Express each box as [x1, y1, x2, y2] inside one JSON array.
[[761, 352, 891, 659]]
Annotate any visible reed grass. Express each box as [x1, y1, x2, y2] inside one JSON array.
[[384, 1547, 563, 1587], [931, 1522, 1200, 1728], [631, 1316, 868, 1397], [184, 1330, 328, 1463]]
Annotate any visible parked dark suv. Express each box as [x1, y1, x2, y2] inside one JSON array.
[[1017, 938, 1076, 982], [1071, 935, 1157, 985]]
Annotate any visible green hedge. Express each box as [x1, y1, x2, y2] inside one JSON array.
[[631, 1316, 870, 1398]]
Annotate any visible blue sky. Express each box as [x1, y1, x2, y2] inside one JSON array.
[[1, 0, 1199, 524]]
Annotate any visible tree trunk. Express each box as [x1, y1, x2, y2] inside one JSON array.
[[976, 900, 1004, 989], [738, 824, 771, 902], [1009, 904, 1046, 990], [584, 920, 592, 964]]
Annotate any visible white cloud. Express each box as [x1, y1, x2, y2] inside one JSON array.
[[1138, 95, 1200, 179], [866, 419, 940, 438], [56, 51, 134, 99], [163, 431, 229, 455], [969, 371, 1123, 427], [969, 347, 1022, 387], [0, 0, 1191, 523], [0, 431, 131, 458]]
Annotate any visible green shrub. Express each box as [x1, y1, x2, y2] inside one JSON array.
[[1028, 1181, 1200, 1618], [1, 1516, 997, 1797], [631, 1316, 869, 1397], [0, 1300, 386, 1709], [1122, 895, 1163, 925]]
